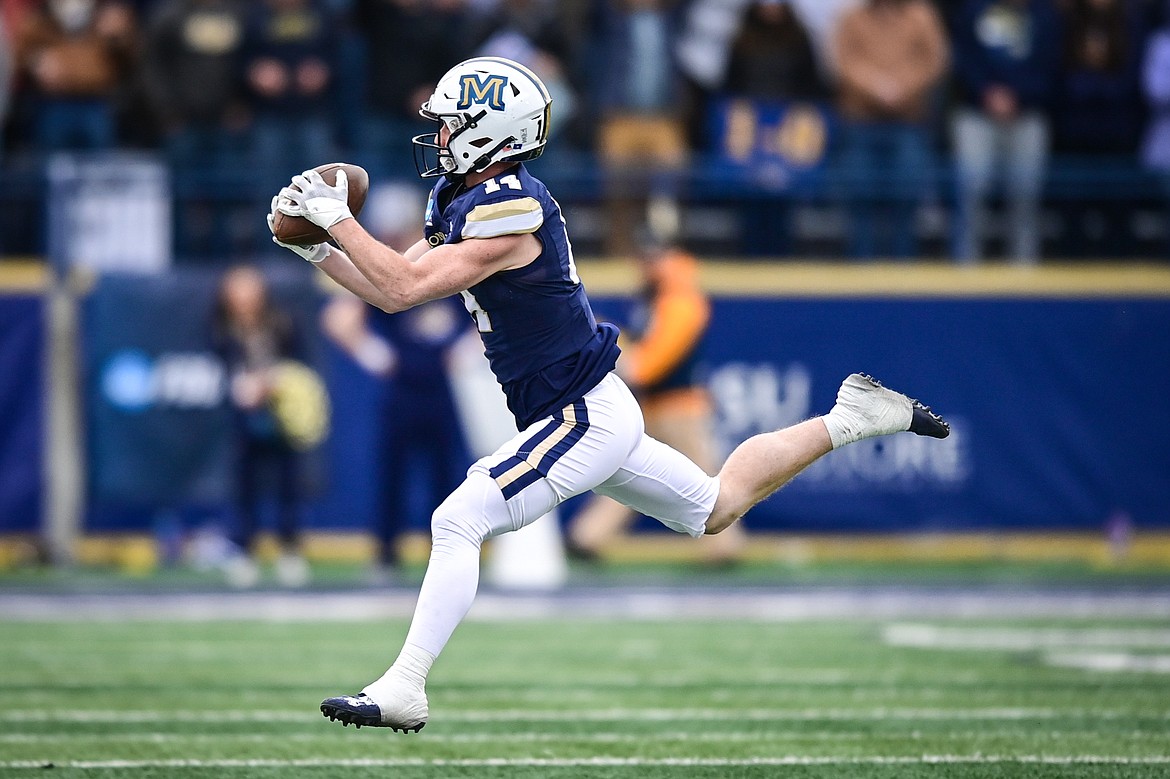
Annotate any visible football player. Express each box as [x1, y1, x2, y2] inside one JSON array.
[[271, 56, 950, 733]]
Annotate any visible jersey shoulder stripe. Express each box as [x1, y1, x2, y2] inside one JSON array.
[[462, 197, 544, 239]]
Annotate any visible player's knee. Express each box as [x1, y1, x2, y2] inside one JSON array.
[[704, 486, 746, 535], [430, 507, 483, 548], [429, 474, 507, 548], [704, 510, 739, 536], [430, 496, 485, 549]]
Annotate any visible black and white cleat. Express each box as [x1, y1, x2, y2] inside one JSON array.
[[320, 694, 426, 733], [858, 373, 951, 439], [908, 400, 950, 439]]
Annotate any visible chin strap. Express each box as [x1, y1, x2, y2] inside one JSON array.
[[470, 135, 518, 174]]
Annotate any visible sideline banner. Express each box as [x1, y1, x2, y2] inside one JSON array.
[[0, 295, 44, 532], [707, 99, 833, 193], [78, 275, 1170, 534], [85, 272, 232, 510], [83, 268, 326, 528], [591, 295, 1170, 532]]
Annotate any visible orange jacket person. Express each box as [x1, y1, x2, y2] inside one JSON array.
[[567, 243, 747, 564]]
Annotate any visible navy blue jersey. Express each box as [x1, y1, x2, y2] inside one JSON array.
[[424, 164, 620, 428]]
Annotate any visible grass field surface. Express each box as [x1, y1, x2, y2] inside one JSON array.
[[3, 574, 1170, 778]]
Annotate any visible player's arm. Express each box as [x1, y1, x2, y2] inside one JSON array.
[[266, 195, 406, 308], [314, 237, 433, 311], [327, 220, 534, 312], [277, 169, 536, 313]]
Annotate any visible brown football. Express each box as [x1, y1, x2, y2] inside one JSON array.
[[272, 163, 369, 246]]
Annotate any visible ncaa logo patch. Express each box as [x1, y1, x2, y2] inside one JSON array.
[[458, 73, 509, 111]]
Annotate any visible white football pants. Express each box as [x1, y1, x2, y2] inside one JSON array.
[[400, 372, 719, 658]]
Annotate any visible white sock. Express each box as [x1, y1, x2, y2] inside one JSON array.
[[821, 409, 858, 450], [821, 376, 913, 450], [362, 642, 432, 723], [367, 642, 434, 693]]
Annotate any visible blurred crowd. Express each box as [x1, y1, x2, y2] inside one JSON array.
[[1, 0, 1169, 261]]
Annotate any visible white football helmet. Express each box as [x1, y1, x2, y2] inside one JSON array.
[[413, 57, 553, 179]]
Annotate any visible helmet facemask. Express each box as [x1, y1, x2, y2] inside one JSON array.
[[412, 108, 505, 180]]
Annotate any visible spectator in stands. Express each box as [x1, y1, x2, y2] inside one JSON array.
[[1143, 0, 1170, 256], [674, 0, 749, 150], [950, 0, 1063, 264], [595, 0, 688, 257], [831, 0, 949, 259], [242, 0, 340, 192], [722, 0, 826, 255], [674, 0, 853, 152], [1054, 0, 1149, 257], [141, 0, 250, 259], [1056, 0, 1147, 154], [463, 0, 583, 160], [319, 184, 472, 583], [567, 231, 745, 565], [353, 0, 470, 182], [725, 1, 824, 103], [0, 14, 9, 255], [212, 264, 313, 588], [13, 0, 137, 151]]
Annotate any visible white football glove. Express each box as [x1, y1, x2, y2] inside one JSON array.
[[276, 168, 353, 231], [267, 196, 330, 263]]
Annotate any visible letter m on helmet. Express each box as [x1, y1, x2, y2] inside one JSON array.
[[457, 73, 509, 111]]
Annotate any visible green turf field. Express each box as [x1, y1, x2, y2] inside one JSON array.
[[3, 609, 1170, 778]]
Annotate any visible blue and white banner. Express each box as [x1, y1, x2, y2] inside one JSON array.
[[593, 294, 1170, 532], [85, 272, 233, 512], [83, 268, 326, 528], [77, 273, 1170, 534], [707, 99, 833, 193]]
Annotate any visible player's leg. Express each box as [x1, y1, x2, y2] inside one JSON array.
[[569, 393, 734, 561], [706, 373, 948, 533], [322, 376, 642, 731], [704, 417, 832, 533], [599, 373, 948, 537], [321, 470, 520, 732], [648, 395, 746, 564]]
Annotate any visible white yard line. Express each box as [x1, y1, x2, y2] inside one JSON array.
[[0, 729, 1160, 744], [3, 588, 1169, 622], [881, 624, 1170, 673], [4, 756, 1170, 769], [1045, 652, 1170, 673], [0, 706, 1160, 723], [884, 624, 1170, 650]]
